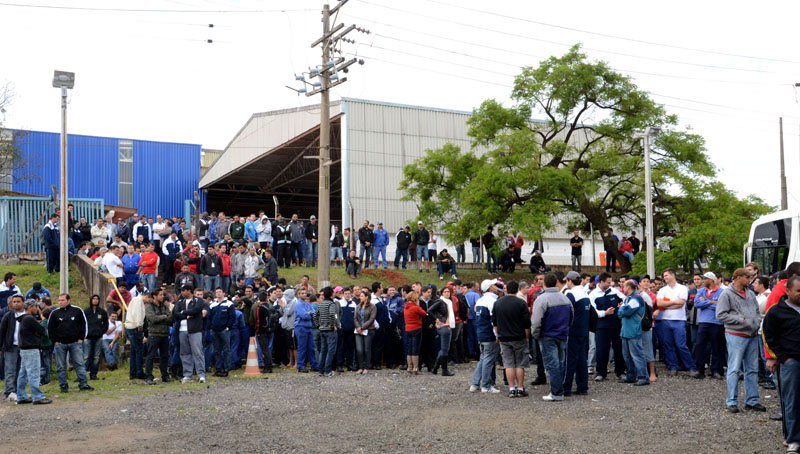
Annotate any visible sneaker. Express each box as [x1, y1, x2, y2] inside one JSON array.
[[787, 442, 800, 453], [145, 379, 156, 386], [594, 375, 605, 382], [79, 386, 95, 391], [33, 398, 52, 405], [452, 274, 457, 280], [181, 377, 192, 384], [439, 275, 444, 280], [542, 393, 564, 401], [59, 386, 68, 393], [516, 388, 529, 397], [469, 385, 480, 393], [481, 386, 501, 394], [16, 398, 32, 405], [325, 372, 335, 377], [7, 392, 17, 402], [760, 381, 777, 390], [727, 405, 740, 414], [507, 389, 517, 398], [634, 380, 650, 386], [745, 403, 766, 412], [199, 377, 206, 383]]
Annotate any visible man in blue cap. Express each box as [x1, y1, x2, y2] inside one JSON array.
[[372, 222, 390, 269]]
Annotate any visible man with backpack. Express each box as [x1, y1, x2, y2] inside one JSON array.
[[617, 280, 650, 386], [255, 287, 281, 375]]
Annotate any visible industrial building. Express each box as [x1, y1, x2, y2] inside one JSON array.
[[200, 98, 607, 266], [7, 130, 204, 218]]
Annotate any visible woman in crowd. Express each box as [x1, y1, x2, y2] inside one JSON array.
[[280, 288, 298, 369], [354, 289, 376, 375], [403, 291, 427, 375], [427, 286, 455, 376]]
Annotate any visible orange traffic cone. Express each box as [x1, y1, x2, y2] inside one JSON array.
[[243, 337, 262, 377]]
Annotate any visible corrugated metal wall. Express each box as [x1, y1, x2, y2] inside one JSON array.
[[10, 130, 202, 220], [133, 139, 202, 218]]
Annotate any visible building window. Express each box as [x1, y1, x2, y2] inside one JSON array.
[[119, 140, 133, 207]]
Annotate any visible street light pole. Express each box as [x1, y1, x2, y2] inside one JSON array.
[[317, 3, 332, 289], [53, 70, 74, 294], [642, 127, 658, 279]]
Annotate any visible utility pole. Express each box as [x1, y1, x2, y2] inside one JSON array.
[[295, 0, 366, 288], [53, 71, 74, 294], [635, 127, 660, 279], [780, 117, 788, 210]]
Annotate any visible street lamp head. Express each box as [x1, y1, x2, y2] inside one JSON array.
[[52, 70, 75, 89], [647, 126, 661, 136]]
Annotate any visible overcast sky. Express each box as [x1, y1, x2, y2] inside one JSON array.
[[2, 0, 799, 210]]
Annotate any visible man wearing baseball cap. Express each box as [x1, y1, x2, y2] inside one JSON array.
[[693, 271, 725, 379], [373, 221, 390, 269], [469, 279, 503, 394]]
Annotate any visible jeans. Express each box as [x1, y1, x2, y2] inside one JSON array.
[[437, 262, 457, 277], [471, 247, 480, 263], [142, 273, 157, 293], [211, 330, 231, 372], [220, 276, 231, 296], [642, 329, 655, 363], [102, 339, 119, 365], [564, 335, 588, 394], [657, 320, 696, 371], [622, 251, 634, 262], [145, 335, 170, 380], [55, 342, 89, 389], [467, 321, 478, 358], [3, 347, 19, 396], [40, 347, 53, 384], [337, 331, 356, 368], [725, 333, 760, 407], [204, 275, 220, 293], [595, 328, 625, 378], [126, 329, 145, 378], [780, 359, 800, 445], [17, 349, 45, 402], [621, 337, 648, 382], [305, 241, 318, 267], [355, 331, 375, 370], [359, 244, 373, 267], [393, 248, 409, 269], [331, 247, 343, 260], [456, 246, 466, 263], [588, 332, 596, 367], [346, 261, 361, 276], [540, 337, 568, 396], [472, 341, 499, 388], [373, 245, 388, 268], [319, 330, 338, 374], [486, 252, 497, 273], [694, 323, 725, 375], [83, 337, 102, 378], [296, 327, 317, 371], [291, 242, 303, 264], [313, 328, 322, 366], [437, 326, 452, 357], [571, 254, 581, 272], [415, 245, 428, 261], [179, 331, 206, 379]]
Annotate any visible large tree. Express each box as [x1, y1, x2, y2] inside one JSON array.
[[0, 82, 37, 193], [400, 45, 713, 272]]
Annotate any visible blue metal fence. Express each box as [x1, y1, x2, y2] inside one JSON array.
[[0, 196, 104, 257]]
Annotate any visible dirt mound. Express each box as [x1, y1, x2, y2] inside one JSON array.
[[361, 269, 408, 288]]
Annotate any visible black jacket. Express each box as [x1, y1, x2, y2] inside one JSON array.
[[262, 257, 278, 285], [492, 295, 531, 341], [18, 313, 45, 350], [482, 232, 495, 249], [763, 296, 800, 364], [427, 297, 451, 324], [255, 303, 280, 335], [198, 253, 223, 276], [0, 311, 21, 351], [48, 304, 88, 344], [358, 227, 374, 245], [396, 231, 412, 249], [84, 306, 109, 340], [304, 222, 318, 241], [413, 228, 429, 245], [173, 297, 206, 333]]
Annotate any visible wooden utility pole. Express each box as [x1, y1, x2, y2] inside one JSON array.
[[780, 117, 788, 210]]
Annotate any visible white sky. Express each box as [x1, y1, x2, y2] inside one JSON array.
[[2, 0, 799, 210]]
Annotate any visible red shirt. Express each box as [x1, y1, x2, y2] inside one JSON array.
[[106, 288, 131, 311], [220, 253, 231, 277], [764, 279, 788, 358], [404, 302, 427, 331], [139, 251, 159, 274]]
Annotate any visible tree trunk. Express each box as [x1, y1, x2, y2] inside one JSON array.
[[580, 202, 632, 273]]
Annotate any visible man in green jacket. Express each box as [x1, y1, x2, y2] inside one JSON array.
[[145, 288, 174, 385]]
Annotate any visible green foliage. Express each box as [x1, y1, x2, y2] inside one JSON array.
[[400, 45, 715, 270]]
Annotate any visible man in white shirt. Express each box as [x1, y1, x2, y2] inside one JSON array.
[[655, 268, 700, 377], [102, 246, 125, 286]]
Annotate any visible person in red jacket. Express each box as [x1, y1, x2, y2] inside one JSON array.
[[404, 291, 428, 375], [509, 232, 524, 264], [138, 243, 159, 293], [764, 262, 800, 361], [218, 243, 232, 296]]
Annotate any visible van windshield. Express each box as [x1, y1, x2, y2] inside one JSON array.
[[752, 218, 791, 276]]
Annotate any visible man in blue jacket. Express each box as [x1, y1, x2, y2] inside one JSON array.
[[617, 280, 649, 386], [209, 288, 235, 377], [385, 286, 405, 369], [294, 288, 317, 372], [372, 222, 390, 269], [692, 271, 725, 379], [121, 244, 141, 288], [589, 272, 627, 381], [564, 271, 591, 396], [531, 274, 574, 401], [42, 213, 60, 274], [337, 287, 357, 371], [464, 282, 480, 360]]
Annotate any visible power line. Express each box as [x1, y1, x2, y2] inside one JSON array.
[[425, 0, 800, 65], [358, 0, 789, 74], [349, 53, 512, 88], [0, 2, 317, 13]]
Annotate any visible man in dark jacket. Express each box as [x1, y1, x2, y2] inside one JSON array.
[[413, 222, 430, 273], [0, 294, 24, 398], [357, 220, 374, 269], [42, 213, 60, 274], [209, 288, 235, 377], [563, 271, 591, 396], [145, 288, 173, 385], [492, 280, 531, 398], [304, 215, 319, 267], [175, 263, 202, 294], [482, 226, 496, 274], [173, 286, 207, 383], [229, 215, 245, 242], [394, 226, 412, 270], [314, 287, 340, 376], [83, 295, 108, 380], [262, 249, 279, 286], [48, 293, 93, 393], [255, 289, 280, 374], [16, 300, 51, 404], [198, 248, 223, 292]]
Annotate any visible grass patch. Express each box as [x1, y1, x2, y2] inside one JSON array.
[[5, 263, 90, 305]]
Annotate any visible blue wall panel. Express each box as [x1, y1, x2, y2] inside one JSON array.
[[12, 131, 119, 204], [132, 139, 202, 218]]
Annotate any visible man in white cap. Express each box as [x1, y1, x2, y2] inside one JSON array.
[[469, 279, 503, 394], [693, 271, 725, 379]]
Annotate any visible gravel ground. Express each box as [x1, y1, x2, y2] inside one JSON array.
[[0, 364, 787, 454]]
